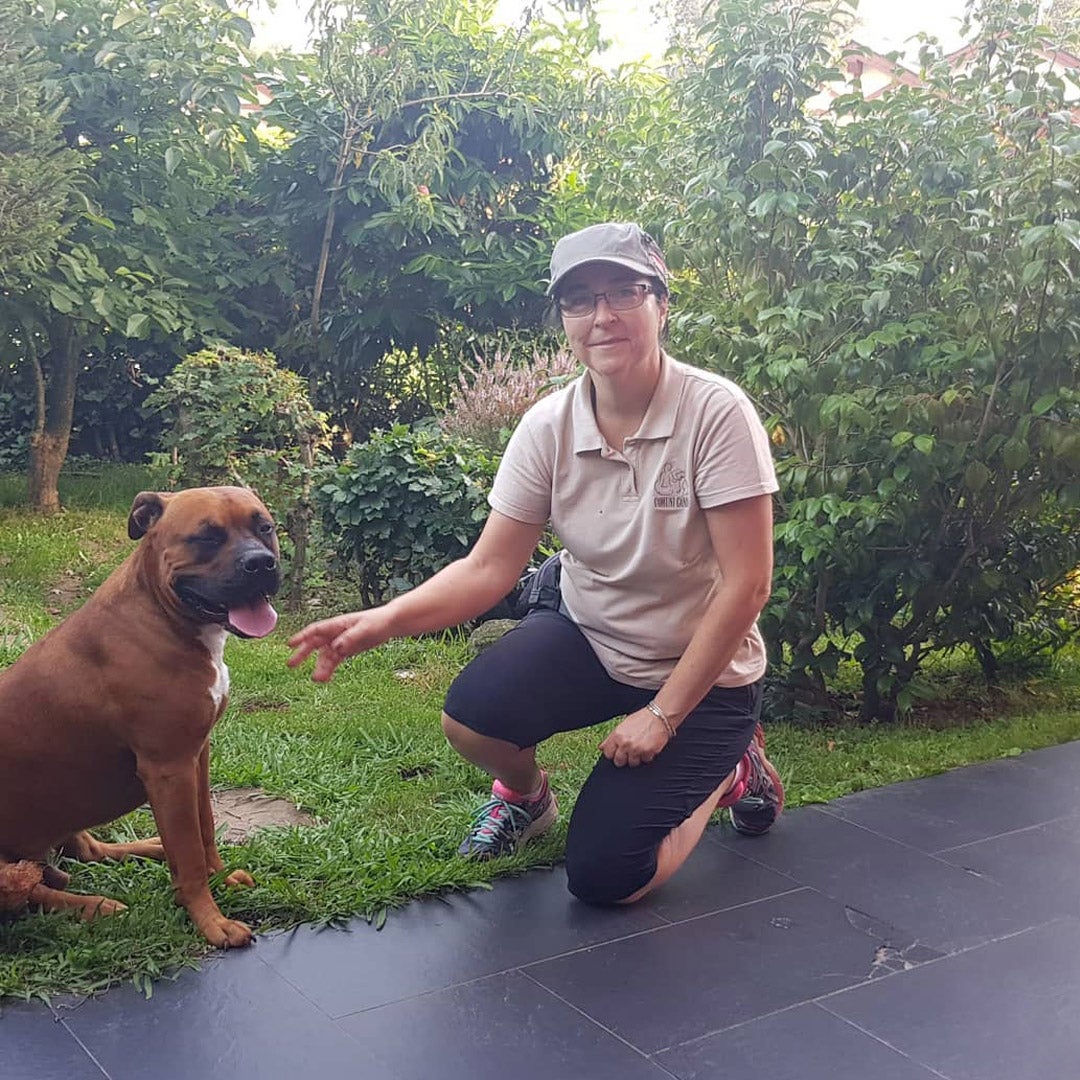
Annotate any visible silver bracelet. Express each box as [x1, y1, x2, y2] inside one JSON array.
[[646, 700, 677, 739]]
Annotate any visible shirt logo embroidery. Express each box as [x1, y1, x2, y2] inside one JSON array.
[[654, 463, 690, 509]]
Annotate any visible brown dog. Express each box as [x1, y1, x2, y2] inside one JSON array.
[[0, 486, 280, 947]]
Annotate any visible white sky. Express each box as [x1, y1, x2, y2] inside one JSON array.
[[248, 0, 973, 62]]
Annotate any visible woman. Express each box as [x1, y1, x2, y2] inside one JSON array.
[[288, 222, 783, 905]]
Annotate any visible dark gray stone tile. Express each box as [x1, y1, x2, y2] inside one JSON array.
[[823, 919, 1080, 1080], [816, 756, 1054, 846], [524, 887, 929, 1055], [473, 865, 667, 947], [1010, 737, 1080, 775], [818, 750, 1076, 852], [656, 1002, 942, 1080], [59, 949, 379, 1080], [936, 814, 1080, 923], [339, 970, 671, 1080], [259, 868, 664, 1018], [0, 1005, 105, 1080], [645, 827, 802, 923], [987, 739, 1080, 818], [718, 807, 1037, 952]]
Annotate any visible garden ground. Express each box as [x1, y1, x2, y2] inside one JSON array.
[[3, 739, 1080, 1079], [0, 466, 1078, 1006]]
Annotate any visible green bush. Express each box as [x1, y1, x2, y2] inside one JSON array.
[[318, 424, 499, 608], [146, 348, 325, 485], [648, 0, 1080, 720]]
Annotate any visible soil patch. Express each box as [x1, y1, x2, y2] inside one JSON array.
[[46, 569, 87, 617], [210, 788, 317, 843]]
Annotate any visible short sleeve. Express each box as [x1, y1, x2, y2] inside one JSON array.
[[488, 412, 553, 525], [693, 384, 778, 509]]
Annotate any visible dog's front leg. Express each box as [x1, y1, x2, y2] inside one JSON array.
[[196, 740, 254, 888], [138, 755, 253, 948]]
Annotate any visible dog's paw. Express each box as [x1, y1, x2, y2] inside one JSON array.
[[201, 915, 254, 949], [222, 869, 255, 888], [132, 837, 166, 861], [81, 895, 127, 920]]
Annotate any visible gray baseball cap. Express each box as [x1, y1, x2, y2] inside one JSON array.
[[547, 222, 669, 296]]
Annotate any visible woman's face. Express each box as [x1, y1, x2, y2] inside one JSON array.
[[558, 262, 668, 380]]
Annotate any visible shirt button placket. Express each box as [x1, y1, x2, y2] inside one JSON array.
[[623, 445, 638, 499]]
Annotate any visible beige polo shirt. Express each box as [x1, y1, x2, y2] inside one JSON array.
[[488, 353, 778, 689]]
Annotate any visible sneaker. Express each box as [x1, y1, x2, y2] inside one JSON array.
[[729, 724, 784, 836], [457, 771, 558, 859]]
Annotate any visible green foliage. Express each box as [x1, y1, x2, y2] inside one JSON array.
[[246, 0, 609, 433], [627, 0, 1080, 720], [0, 343, 172, 469], [63, 345, 172, 462], [1, 0, 272, 508], [10, 0, 265, 340], [0, 0, 83, 286], [147, 347, 328, 598], [1045, 0, 1080, 41], [0, 370, 34, 469], [318, 424, 498, 607], [148, 348, 325, 486], [1, 0, 1077, 723]]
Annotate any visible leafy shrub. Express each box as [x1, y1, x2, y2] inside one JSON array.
[[439, 343, 580, 450], [653, 0, 1080, 720], [0, 381, 32, 470], [318, 424, 499, 608], [0, 344, 170, 470], [146, 348, 324, 483]]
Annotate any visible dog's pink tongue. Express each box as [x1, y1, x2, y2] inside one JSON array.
[[228, 598, 278, 638]]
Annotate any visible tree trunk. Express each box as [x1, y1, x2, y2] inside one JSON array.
[[26, 320, 81, 513], [785, 669, 833, 717], [859, 661, 897, 723], [972, 639, 999, 684], [310, 111, 357, 347]]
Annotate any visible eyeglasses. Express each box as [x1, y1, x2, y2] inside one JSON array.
[[557, 283, 654, 318]]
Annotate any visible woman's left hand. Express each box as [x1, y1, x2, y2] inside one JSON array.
[[599, 708, 671, 767]]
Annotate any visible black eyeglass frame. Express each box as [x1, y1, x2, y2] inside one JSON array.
[[556, 282, 657, 318]]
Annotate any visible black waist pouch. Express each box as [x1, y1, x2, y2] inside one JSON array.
[[516, 552, 563, 616]]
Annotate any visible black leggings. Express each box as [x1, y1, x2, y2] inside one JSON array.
[[443, 609, 762, 904]]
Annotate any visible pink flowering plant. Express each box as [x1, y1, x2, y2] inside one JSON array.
[[439, 343, 580, 450]]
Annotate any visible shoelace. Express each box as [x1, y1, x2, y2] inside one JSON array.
[[743, 748, 771, 796], [467, 797, 534, 848]]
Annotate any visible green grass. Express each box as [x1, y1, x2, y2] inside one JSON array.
[[1, 466, 1079, 1001], [0, 461, 169, 512], [0, 509, 130, 649]]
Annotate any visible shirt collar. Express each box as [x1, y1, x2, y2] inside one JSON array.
[[570, 372, 603, 453], [570, 352, 683, 454], [634, 352, 682, 441]]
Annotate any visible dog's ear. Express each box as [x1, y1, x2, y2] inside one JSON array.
[[128, 492, 170, 539]]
